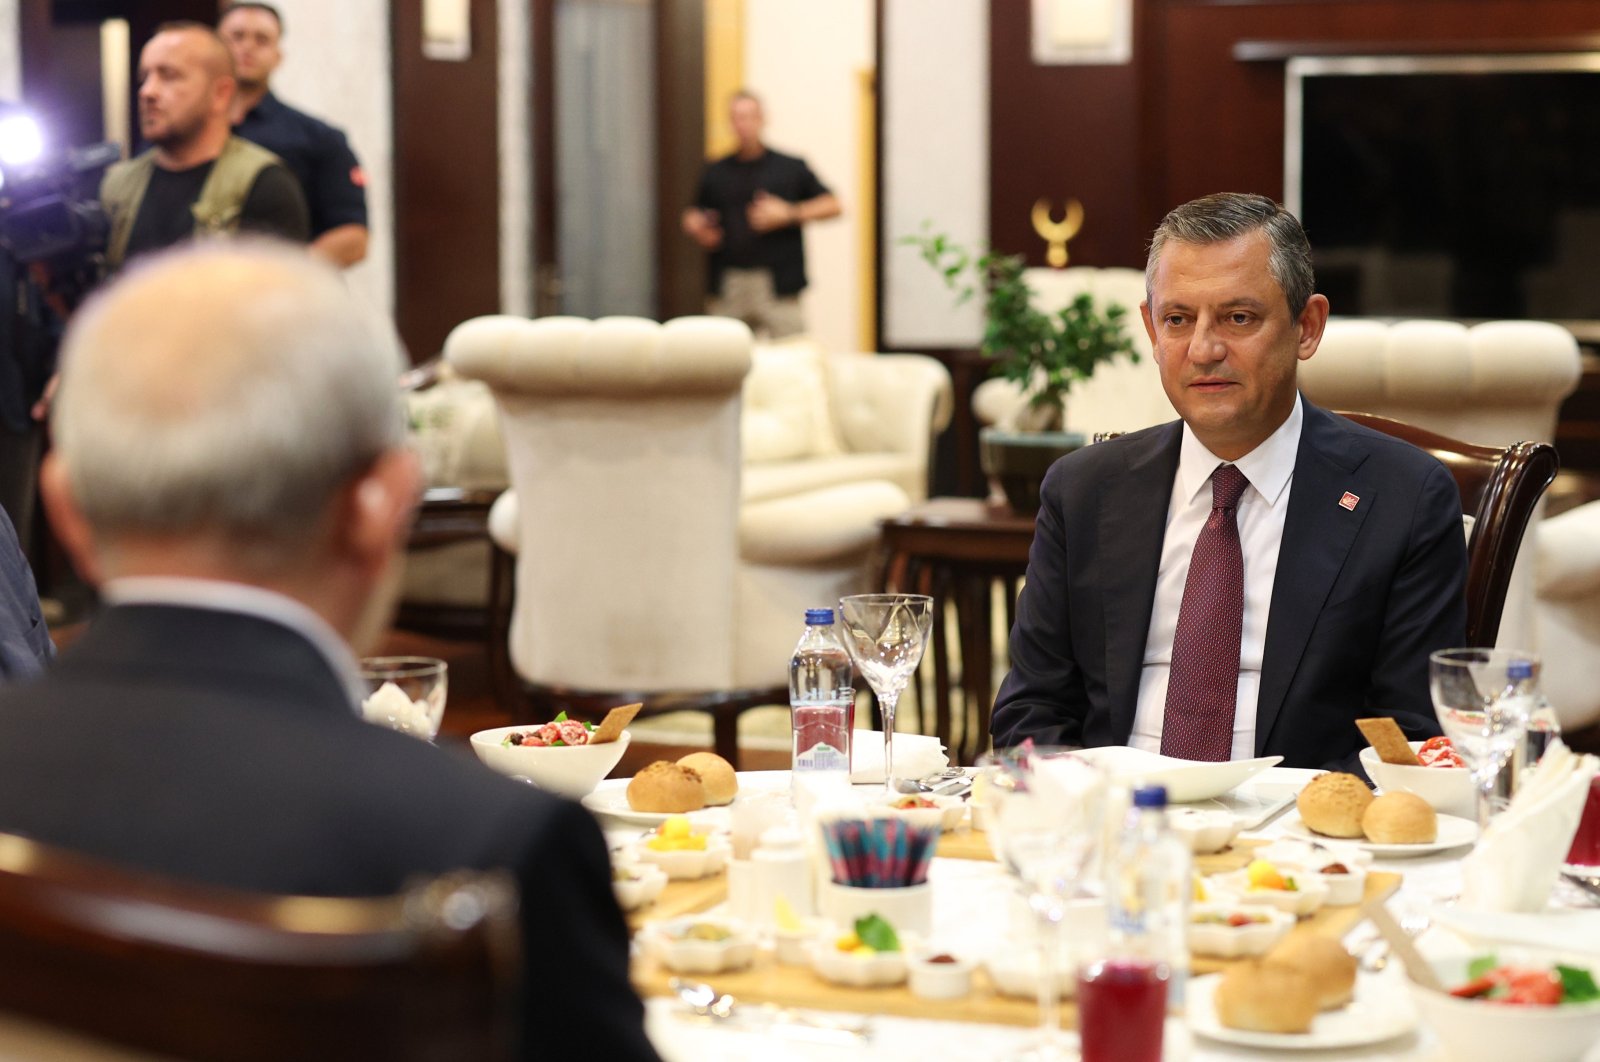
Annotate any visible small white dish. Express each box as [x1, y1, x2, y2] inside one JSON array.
[[470, 726, 630, 797], [1303, 861, 1367, 906], [807, 938, 908, 987], [1407, 952, 1600, 1062], [635, 833, 730, 881], [867, 792, 967, 833], [1074, 746, 1283, 802], [643, 917, 757, 975], [1188, 969, 1416, 1049], [819, 881, 933, 937], [1168, 807, 1243, 854], [986, 949, 1077, 1000], [908, 949, 975, 1000], [1360, 743, 1475, 820], [1186, 904, 1295, 959], [1279, 811, 1479, 856], [1214, 868, 1329, 917], [610, 861, 667, 912]]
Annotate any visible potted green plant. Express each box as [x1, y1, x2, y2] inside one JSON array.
[[905, 230, 1139, 511]]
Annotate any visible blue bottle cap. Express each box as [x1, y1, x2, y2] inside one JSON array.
[[1508, 659, 1534, 681], [1132, 785, 1169, 809], [805, 608, 835, 625]]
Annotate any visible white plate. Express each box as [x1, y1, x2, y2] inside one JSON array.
[[1074, 747, 1283, 803], [1278, 811, 1479, 856], [580, 779, 736, 826], [1188, 970, 1416, 1049], [1432, 907, 1600, 957]]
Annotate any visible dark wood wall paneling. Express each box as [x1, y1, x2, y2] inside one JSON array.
[[989, 0, 1600, 271], [391, 0, 500, 363], [655, 0, 706, 321]]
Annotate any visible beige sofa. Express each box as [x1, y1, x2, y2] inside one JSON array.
[[444, 315, 951, 747]]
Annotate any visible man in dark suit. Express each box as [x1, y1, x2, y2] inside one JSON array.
[[991, 193, 1465, 771], [0, 242, 659, 1059]]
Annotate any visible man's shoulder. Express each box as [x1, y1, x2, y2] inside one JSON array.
[[1306, 404, 1454, 485], [258, 93, 350, 141]]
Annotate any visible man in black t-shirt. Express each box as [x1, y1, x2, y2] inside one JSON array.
[[683, 91, 841, 338], [101, 22, 308, 271], [221, 3, 369, 268]]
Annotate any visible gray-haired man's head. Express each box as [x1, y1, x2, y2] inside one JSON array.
[[1146, 193, 1315, 318]]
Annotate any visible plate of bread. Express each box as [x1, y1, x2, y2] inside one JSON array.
[[1189, 960, 1415, 1049], [581, 752, 740, 824], [1281, 770, 1478, 855]]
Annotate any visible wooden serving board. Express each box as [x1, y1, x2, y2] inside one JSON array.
[[628, 835, 1400, 1028]]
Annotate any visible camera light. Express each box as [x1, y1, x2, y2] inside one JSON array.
[[0, 114, 44, 170]]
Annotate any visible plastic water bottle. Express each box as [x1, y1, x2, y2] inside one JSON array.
[[788, 608, 854, 799], [1100, 784, 1192, 1006]]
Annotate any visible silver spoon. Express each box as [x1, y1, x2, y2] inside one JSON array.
[[1562, 870, 1600, 902], [670, 978, 734, 1018]]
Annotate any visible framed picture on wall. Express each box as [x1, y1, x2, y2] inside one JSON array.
[[1031, 0, 1132, 66]]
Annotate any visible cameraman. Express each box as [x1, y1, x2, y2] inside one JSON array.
[[102, 21, 307, 272]]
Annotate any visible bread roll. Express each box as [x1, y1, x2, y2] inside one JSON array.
[[677, 752, 738, 806], [626, 761, 706, 813], [1213, 960, 1319, 1034], [1266, 935, 1357, 1010], [1361, 790, 1437, 844], [1295, 772, 1373, 838]]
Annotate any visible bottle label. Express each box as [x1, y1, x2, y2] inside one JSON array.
[[795, 741, 848, 773]]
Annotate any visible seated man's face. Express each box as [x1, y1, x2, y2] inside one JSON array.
[[1141, 232, 1322, 460]]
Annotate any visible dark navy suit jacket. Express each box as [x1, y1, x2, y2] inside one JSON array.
[[990, 399, 1466, 771], [0, 505, 50, 680]]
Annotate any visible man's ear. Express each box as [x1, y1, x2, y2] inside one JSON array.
[[1296, 293, 1331, 362], [341, 447, 422, 575], [38, 454, 105, 586]]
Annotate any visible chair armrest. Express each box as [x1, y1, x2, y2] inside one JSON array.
[[825, 353, 953, 457], [487, 490, 519, 555], [1535, 499, 1600, 599]]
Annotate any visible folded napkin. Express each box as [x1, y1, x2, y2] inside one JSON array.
[[1459, 740, 1599, 913], [849, 732, 949, 784], [1433, 908, 1600, 956]]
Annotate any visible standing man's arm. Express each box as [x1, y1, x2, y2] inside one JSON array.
[[747, 159, 841, 232], [306, 127, 370, 268], [682, 168, 723, 250], [990, 461, 1093, 749]]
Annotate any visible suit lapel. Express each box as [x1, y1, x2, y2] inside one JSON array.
[[1098, 423, 1182, 743], [1255, 404, 1372, 752]]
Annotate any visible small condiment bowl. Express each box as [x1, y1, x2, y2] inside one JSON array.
[[1215, 867, 1329, 917], [642, 917, 757, 975], [1303, 860, 1368, 906], [1168, 807, 1242, 854], [610, 861, 667, 912], [636, 833, 730, 881], [908, 949, 975, 1000], [866, 792, 967, 833], [1185, 903, 1295, 958], [807, 938, 908, 987]]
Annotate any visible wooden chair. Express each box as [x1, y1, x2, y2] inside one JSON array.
[[0, 834, 520, 1062], [1337, 412, 1559, 648]]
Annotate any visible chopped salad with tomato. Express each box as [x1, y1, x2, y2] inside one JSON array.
[[1450, 955, 1600, 1006], [1418, 735, 1466, 769], [501, 712, 595, 748]]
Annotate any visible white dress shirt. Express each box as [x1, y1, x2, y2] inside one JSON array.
[[101, 576, 368, 713], [1130, 395, 1304, 760]]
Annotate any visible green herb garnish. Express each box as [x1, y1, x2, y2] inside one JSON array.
[[1558, 965, 1600, 1004], [1466, 954, 1499, 980], [854, 914, 901, 953]]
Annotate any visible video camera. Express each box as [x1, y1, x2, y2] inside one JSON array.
[[0, 108, 118, 284]]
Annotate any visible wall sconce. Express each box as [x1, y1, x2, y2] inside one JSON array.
[[1031, 0, 1132, 66]]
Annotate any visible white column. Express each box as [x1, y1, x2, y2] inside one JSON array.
[[0, 0, 20, 101], [498, 0, 532, 318]]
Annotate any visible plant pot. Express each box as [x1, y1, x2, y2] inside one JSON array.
[[979, 427, 1086, 515]]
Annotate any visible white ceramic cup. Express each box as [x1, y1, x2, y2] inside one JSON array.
[[820, 880, 933, 937]]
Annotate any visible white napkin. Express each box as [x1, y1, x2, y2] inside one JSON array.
[[849, 732, 949, 784], [1459, 740, 1599, 913]]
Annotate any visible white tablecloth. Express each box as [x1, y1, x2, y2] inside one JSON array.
[[595, 768, 1582, 1062]]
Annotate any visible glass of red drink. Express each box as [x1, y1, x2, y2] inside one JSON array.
[[1567, 776, 1600, 868], [1077, 958, 1167, 1062]]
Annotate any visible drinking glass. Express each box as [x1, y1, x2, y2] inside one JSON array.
[[360, 656, 448, 740], [977, 748, 1108, 1062], [1428, 648, 1537, 828], [837, 594, 934, 792]]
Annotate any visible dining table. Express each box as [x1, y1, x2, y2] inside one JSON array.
[[591, 766, 1597, 1062]]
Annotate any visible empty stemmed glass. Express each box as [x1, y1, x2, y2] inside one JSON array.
[[836, 593, 934, 791], [1428, 648, 1538, 828], [977, 748, 1108, 1061]]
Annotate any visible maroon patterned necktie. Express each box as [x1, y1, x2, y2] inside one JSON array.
[[1161, 464, 1249, 762]]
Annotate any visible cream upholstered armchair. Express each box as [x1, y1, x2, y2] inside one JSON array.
[[446, 315, 951, 762], [1299, 318, 1599, 731]]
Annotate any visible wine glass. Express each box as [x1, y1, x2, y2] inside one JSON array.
[[359, 656, 448, 740], [1428, 648, 1538, 828], [837, 593, 934, 791], [977, 748, 1108, 1061]]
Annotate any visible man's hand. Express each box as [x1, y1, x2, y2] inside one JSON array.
[[32, 373, 58, 422], [682, 208, 723, 250], [310, 224, 370, 269], [747, 191, 798, 233]]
